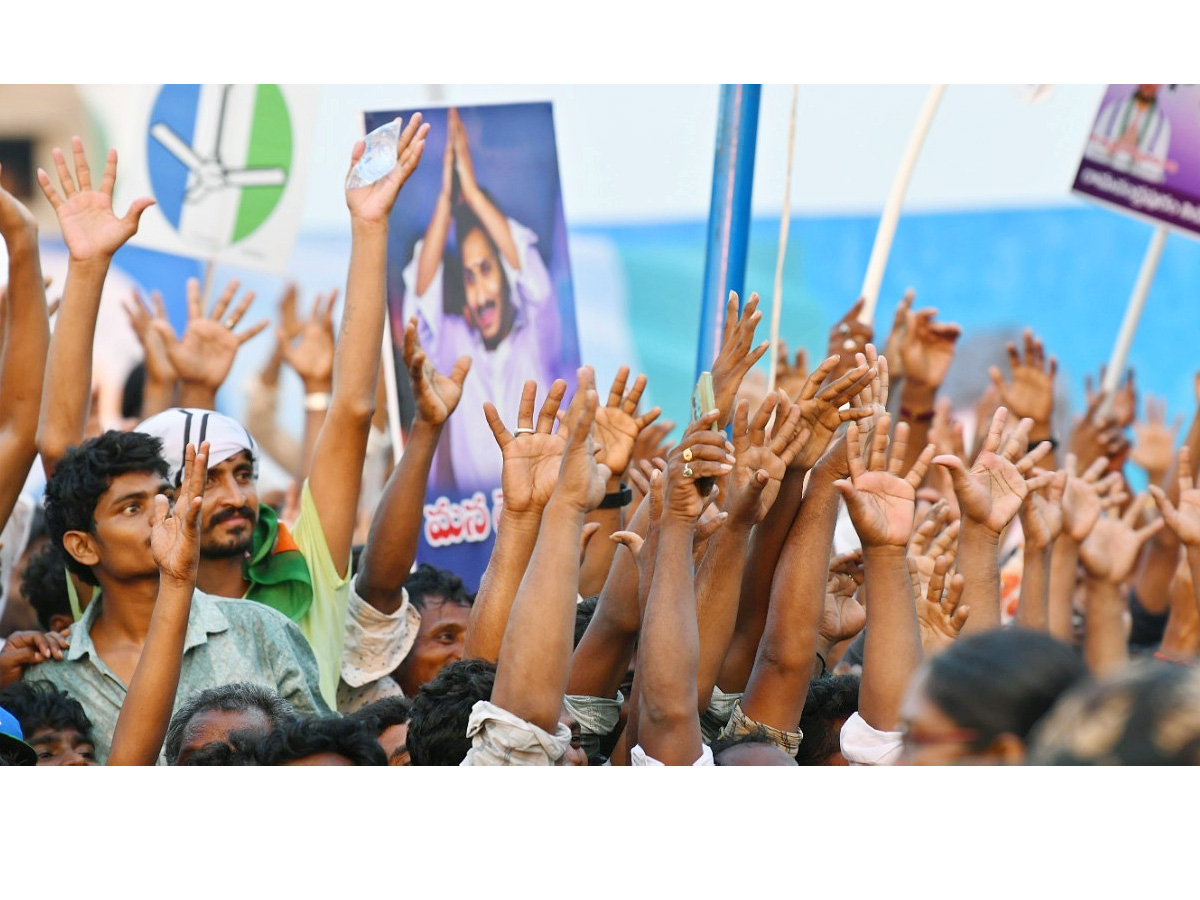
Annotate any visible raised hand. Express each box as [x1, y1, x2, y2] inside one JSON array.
[[449, 108, 479, 199], [551, 367, 610, 513], [664, 410, 735, 523], [723, 393, 810, 526], [1079, 494, 1163, 583], [1069, 390, 1129, 475], [484, 379, 568, 515], [346, 113, 430, 224], [0, 167, 38, 240], [591, 366, 662, 478], [1132, 394, 1181, 482], [907, 499, 960, 596], [935, 408, 1051, 536], [989, 328, 1056, 428], [826, 296, 875, 378], [150, 442, 209, 585], [881, 289, 915, 381], [1149, 446, 1200, 547], [793, 353, 876, 470], [1061, 453, 1126, 543], [834, 416, 935, 549], [441, 110, 457, 200], [1086, 366, 1137, 429], [37, 137, 154, 262], [908, 555, 969, 657], [403, 315, 470, 427], [1019, 468, 1067, 552], [848, 343, 891, 439], [709, 291, 770, 428], [773, 340, 809, 400], [899, 307, 961, 391], [124, 288, 177, 385], [819, 550, 867, 646], [279, 289, 339, 390], [155, 277, 268, 393]]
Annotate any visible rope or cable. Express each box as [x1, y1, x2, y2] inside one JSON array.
[[767, 85, 799, 395]]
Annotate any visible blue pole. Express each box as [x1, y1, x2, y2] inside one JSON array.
[[695, 83, 761, 381]]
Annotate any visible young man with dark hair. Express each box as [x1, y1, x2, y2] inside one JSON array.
[[164, 682, 295, 766], [252, 715, 386, 766], [0, 681, 97, 766], [35, 123, 432, 713], [406, 657, 495, 766], [391, 564, 473, 698], [796, 675, 860, 765], [348, 695, 412, 765], [22, 432, 327, 764]]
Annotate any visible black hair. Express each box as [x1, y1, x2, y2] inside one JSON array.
[[709, 731, 784, 766], [165, 682, 295, 765], [795, 674, 860, 765], [444, 193, 511, 320], [924, 628, 1087, 746], [403, 563, 474, 614], [407, 658, 495, 766], [0, 681, 94, 743], [252, 715, 386, 766], [43, 430, 170, 586], [20, 540, 71, 632], [348, 696, 412, 738], [177, 731, 261, 766], [574, 596, 599, 649], [1029, 660, 1200, 765], [122, 362, 146, 421]]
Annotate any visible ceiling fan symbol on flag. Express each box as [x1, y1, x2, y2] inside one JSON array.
[[146, 83, 295, 255]]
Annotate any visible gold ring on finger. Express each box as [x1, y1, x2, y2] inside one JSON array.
[[682, 447, 693, 462]]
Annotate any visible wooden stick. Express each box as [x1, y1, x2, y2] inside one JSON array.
[[767, 85, 799, 395], [1097, 225, 1167, 420], [858, 84, 947, 325]]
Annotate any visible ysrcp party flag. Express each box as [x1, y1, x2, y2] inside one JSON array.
[[115, 84, 318, 272]]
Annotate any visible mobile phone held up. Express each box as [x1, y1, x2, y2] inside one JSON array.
[[689, 372, 719, 496]]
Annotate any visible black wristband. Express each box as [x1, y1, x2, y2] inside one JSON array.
[[597, 483, 632, 509]]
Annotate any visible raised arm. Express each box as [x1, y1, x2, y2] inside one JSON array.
[[35, 138, 154, 473], [123, 289, 179, 419], [579, 366, 661, 597], [278, 288, 339, 479], [1014, 470, 1067, 630], [896, 303, 960, 474], [415, 115, 457, 296], [1149, 447, 1200, 661], [450, 107, 519, 270], [1078, 494, 1161, 675], [934, 408, 1051, 634], [835, 417, 934, 732], [636, 415, 730, 765], [1051, 455, 1122, 641], [107, 442, 208, 766], [465, 379, 567, 661], [696, 395, 807, 711], [305, 114, 429, 577], [491, 368, 609, 733], [719, 353, 875, 691], [356, 317, 470, 614], [990, 329, 1059, 469], [0, 175, 50, 525]]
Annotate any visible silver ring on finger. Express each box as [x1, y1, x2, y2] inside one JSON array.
[[514, 427, 535, 437], [224, 318, 237, 330], [683, 463, 694, 479]]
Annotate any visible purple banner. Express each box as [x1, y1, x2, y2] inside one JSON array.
[[366, 102, 580, 591], [1072, 84, 1200, 240]]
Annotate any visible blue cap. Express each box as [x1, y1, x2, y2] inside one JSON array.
[[0, 705, 37, 766]]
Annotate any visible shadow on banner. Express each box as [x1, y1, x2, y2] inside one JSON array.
[[366, 102, 580, 590]]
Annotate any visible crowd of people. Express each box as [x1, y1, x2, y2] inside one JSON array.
[[4, 112, 1200, 768]]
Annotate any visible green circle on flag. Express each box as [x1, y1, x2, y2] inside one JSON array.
[[232, 85, 292, 242]]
